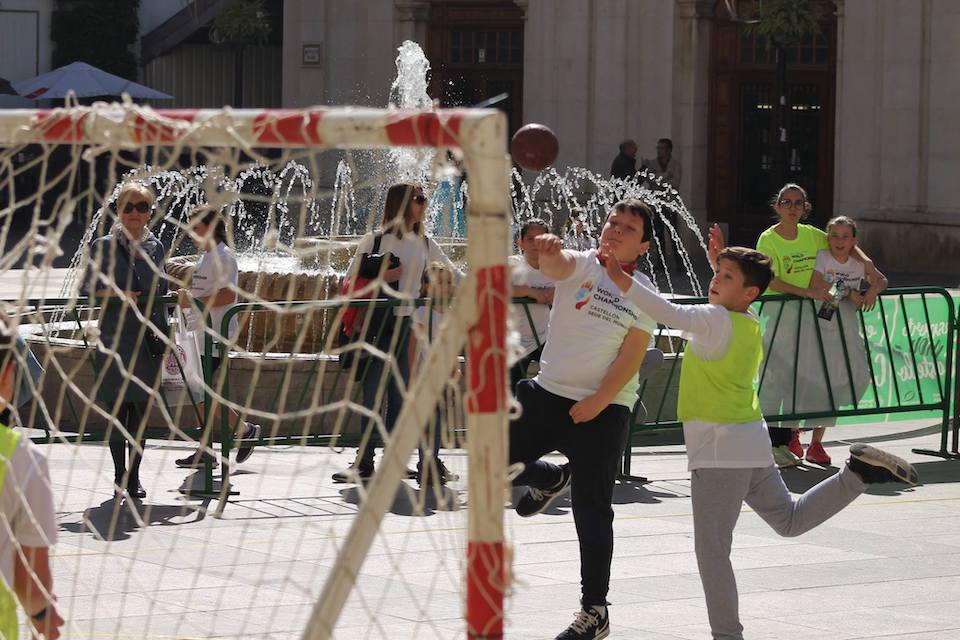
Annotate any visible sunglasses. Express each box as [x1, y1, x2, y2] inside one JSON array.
[[122, 201, 150, 214], [777, 198, 806, 209], [413, 194, 427, 204]]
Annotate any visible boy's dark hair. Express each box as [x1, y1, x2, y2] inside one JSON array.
[[607, 199, 654, 243], [827, 215, 857, 237], [657, 138, 673, 151], [519, 218, 549, 240], [619, 139, 636, 153], [717, 247, 774, 296]]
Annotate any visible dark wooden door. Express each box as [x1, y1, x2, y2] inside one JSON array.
[[427, 2, 525, 135], [708, 0, 837, 246]]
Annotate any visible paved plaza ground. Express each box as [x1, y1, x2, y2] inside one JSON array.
[[5, 267, 960, 637], [38, 417, 960, 639]]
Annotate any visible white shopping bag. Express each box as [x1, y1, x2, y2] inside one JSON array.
[[161, 308, 204, 406]]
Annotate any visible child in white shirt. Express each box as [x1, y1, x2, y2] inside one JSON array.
[[799, 216, 888, 464], [603, 226, 917, 640], [509, 218, 554, 391]]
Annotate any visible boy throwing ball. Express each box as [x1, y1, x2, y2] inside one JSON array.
[[601, 226, 919, 640], [510, 199, 658, 640]]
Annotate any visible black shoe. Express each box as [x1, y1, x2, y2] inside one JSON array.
[[516, 465, 571, 518], [417, 459, 459, 487], [175, 449, 215, 469], [405, 466, 419, 480], [236, 423, 261, 464], [848, 444, 919, 486], [127, 479, 146, 500], [555, 605, 609, 640], [437, 459, 459, 483], [332, 461, 374, 484]]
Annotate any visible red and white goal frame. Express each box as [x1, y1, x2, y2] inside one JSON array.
[[0, 103, 512, 639]]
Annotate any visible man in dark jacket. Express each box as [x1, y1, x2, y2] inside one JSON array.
[[610, 139, 638, 180]]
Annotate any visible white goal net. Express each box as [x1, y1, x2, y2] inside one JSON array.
[[0, 102, 511, 639]]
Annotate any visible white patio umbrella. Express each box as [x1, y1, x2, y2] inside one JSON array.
[[12, 61, 173, 100]]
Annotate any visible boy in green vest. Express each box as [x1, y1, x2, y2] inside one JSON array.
[[0, 324, 61, 639], [602, 233, 918, 640]]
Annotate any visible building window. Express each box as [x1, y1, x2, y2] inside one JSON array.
[[448, 29, 521, 66]]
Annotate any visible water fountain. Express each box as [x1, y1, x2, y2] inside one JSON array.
[[23, 40, 706, 431]]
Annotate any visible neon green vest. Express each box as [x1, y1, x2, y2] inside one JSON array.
[[677, 311, 763, 424], [0, 427, 21, 639]]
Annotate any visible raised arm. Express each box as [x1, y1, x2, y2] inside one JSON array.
[[530, 233, 577, 281], [602, 252, 717, 335]]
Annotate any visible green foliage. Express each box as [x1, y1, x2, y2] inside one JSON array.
[[210, 0, 272, 46], [746, 0, 819, 47], [50, 0, 140, 79]]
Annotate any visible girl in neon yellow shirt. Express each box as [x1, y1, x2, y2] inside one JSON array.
[[755, 183, 884, 467]]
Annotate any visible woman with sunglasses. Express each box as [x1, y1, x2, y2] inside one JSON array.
[[83, 181, 169, 501], [756, 183, 882, 468], [332, 183, 460, 484]]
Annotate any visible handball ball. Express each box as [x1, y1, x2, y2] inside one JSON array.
[[511, 123, 559, 172]]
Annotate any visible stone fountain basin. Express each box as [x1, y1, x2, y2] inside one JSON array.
[[19, 320, 682, 436]]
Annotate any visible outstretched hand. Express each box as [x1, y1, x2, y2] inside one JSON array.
[[532, 233, 563, 257], [599, 244, 632, 293], [708, 223, 725, 269]]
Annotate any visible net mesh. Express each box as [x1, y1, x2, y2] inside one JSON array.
[[0, 103, 510, 639]]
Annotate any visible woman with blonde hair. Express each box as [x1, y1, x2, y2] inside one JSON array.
[[83, 181, 169, 500]]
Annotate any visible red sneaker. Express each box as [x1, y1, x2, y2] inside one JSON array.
[[805, 441, 832, 465], [788, 430, 804, 459]]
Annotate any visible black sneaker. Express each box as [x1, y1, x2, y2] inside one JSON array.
[[175, 449, 215, 469], [848, 444, 919, 486], [555, 605, 609, 640], [416, 459, 460, 487], [236, 423, 261, 464], [332, 461, 374, 484], [515, 465, 571, 517], [437, 459, 459, 483]]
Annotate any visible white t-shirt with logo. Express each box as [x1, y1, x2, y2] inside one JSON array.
[[509, 254, 552, 356], [814, 250, 865, 291], [190, 242, 239, 355], [534, 250, 657, 408]]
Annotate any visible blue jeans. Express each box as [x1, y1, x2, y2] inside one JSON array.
[[357, 317, 411, 468]]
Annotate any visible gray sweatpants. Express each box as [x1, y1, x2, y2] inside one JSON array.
[[691, 464, 866, 640]]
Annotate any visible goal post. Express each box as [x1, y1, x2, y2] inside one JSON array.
[[0, 102, 512, 638]]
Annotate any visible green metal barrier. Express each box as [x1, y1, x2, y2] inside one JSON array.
[[622, 287, 958, 477]]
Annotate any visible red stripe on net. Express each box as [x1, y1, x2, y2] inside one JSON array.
[[33, 112, 91, 143], [385, 111, 464, 148], [253, 110, 324, 145], [131, 111, 198, 144], [466, 541, 505, 639], [467, 265, 508, 414]]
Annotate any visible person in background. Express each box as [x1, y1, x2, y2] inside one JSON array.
[[610, 140, 638, 181], [641, 138, 684, 270], [509, 219, 554, 391], [174, 205, 260, 469], [0, 319, 62, 639], [83, 181, 169, 501]]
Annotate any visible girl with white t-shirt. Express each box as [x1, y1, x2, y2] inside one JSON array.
[[332, 184, 459, 483], [802, 216, 887, 463], [174, 206, 260, 469]]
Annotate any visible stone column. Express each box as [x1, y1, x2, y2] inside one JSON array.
[[672, 0, 713, 231], [395, 0, 429, 46]]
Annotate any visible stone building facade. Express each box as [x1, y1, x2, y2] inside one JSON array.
[[281, 0, 960, 272]]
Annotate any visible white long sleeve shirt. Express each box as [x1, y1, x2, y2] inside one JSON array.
[[621, 281, 774, 470]]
